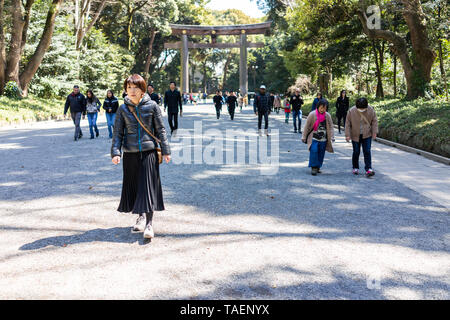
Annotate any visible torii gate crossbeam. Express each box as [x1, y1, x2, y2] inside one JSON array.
[[164, 22, 271, 96]]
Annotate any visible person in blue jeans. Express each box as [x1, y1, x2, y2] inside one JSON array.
[[103, 90, 119, 138], [302, 99, 335, 175], [86, 89, 101, 139], [345, 97, 378, 177], [289, 89, 304, 133]]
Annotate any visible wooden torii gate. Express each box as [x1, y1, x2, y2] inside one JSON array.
[[164, 22, 272, 96]]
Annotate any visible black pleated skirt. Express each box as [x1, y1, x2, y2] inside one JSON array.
[[118, 150, 165, 214]]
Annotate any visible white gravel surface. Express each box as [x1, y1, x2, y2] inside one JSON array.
[[0, 103, 449, 299]]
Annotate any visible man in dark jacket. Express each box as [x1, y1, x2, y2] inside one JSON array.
[[64, 85, 87, 141], [290, 88, 304, 134], [164, 81, 183, 135], [213, 90, 223, 119], [227, 91, 238, 120], [253, 85, 271, 136], [147, 84, 161, 105]]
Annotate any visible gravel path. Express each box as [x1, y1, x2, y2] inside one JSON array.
[[0, 103, 449, 299]]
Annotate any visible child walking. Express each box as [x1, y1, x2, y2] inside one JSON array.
[[345, 97, 378, 177], [284, 96, 291, 123], [302, 99, 335, 176]]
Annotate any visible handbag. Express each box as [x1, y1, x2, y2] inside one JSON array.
[[128, 106, 163, 164]]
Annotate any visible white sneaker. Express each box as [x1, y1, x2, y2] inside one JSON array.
[[258, 129, 263, 136], [132, 215, 146, 232], [143, 225, 155, 239]]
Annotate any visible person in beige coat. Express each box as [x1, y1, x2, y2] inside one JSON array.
[[302, 99, 335, 175], [345, 97, 378, 176]]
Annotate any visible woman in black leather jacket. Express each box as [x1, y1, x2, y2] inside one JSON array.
[[335, 90, 349, 134], [111, 74, 171, 240]]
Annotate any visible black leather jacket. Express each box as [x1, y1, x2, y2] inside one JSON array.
[[111, 94, 170, 158]]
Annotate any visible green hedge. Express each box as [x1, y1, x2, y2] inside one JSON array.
[[0, 95, 68, 125]]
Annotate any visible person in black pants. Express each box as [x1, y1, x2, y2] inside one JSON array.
[[164, 81, 183, 136], [335, 89, 349, 134], [290, 88, 304, 134], [64, 85, 86, 141], [227, 91, 238, 120], [253, 85, 271, 136], [213, 90, 223, 119]]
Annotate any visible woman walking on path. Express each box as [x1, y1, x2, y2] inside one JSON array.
[[238, 94, 244, 112], [302, 99, 335, 176], [273, 94, 282, 114], [311, 92, 323, 111], [345, 97, 378, 177], [284, 95, 291, 123], [111, 74, 171, 239], [86, 89, 101, 139], [103, 90, 119, 139], [335, 90, 349, 134]]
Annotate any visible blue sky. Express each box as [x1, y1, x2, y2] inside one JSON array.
[[205, 0, 266, 18]]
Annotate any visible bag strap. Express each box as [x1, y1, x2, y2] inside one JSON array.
[[359, 111, 371, 126], [128, 105, 161, 144]]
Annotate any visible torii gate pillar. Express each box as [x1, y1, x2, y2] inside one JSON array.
[[239, 32, 248, 97], [181, 34, 189, 93]]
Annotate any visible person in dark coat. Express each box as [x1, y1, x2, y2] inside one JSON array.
[[111, 74, 171, 240], [64, 85, 86, 141], [103, 90, 119, 139], [253, 85, 271, 136], [289, 88, 304, 134], [335, 89, 350, 134], [311, 92, 323, 111], [213, 90, 223, 119], [269, 92, 275, 112], [227, 91, 238, 120], [164, 81, 183, 135], [147, 84, 161, 105]]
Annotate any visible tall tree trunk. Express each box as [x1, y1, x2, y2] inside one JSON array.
[[393, 52, 397, 98], [373, 41, 384, 98], [222, 52, 232, 90], [75, 0, 108, 50], [126, 4, 133, 50], [0, 0, 6, 93], [365, 50, 371, 95], [5, 0, 25, 86], [437, 4, 448, 100], [19, 0, 64, 96], [143, 29, 156, 82], [438, 40, 448, 101], [20, 0, 36, 56], [358, 0, 436, 99]]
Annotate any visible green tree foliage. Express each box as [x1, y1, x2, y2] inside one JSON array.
[[25, 12, 134, 98]]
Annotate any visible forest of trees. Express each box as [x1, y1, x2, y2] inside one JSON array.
[[0, 0, 448, 100]]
